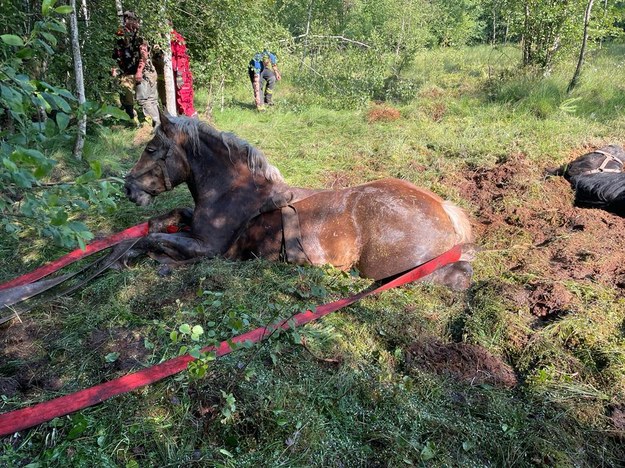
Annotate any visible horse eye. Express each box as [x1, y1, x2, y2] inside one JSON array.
[[146, 146, 156, 153]]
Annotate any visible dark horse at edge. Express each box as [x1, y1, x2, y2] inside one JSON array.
[[548, 144, 625, 215], [123, 111, 475, 290]]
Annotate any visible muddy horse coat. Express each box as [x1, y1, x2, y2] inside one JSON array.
[[124, 112, 475, 290]]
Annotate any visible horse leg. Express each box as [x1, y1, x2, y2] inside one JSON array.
[[147, 207, 194, 233], [116, 232, 214, 267], [421, 261, 473, 291]]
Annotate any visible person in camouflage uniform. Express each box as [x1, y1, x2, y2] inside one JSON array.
[[248, 50, 281, 111], [111, 11, 160, 126]]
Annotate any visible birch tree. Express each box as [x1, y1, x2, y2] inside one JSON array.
[[567, 0, 595, 93], [69, 0, 86, 159], [162, 32, 177, 115], [115, 0, 124, 26]]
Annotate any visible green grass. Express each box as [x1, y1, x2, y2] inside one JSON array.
[[2, 43, 625, 467]]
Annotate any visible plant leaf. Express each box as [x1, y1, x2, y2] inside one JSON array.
[[1, 34, 24, 47]]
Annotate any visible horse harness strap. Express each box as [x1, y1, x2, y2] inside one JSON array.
[[581, 149, 624, 175], [258, 191, 310, 264], [279, 205, 309, 264], [129, 139, 175, 191]]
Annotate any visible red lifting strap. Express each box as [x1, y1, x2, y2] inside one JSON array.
[[0, 223, 149, 291], [0, 244, 462, 437]]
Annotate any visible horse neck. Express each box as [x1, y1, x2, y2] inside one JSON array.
[[186, 140, 282, 208]]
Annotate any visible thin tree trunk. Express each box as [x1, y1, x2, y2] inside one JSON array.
[[114, 0, 124, 26], [81, 0, 89, 26], [492, 7, 496, 45], [300, 0, 314, 71], [567, 0, 595, 93], [162, 34, 177, 115], [69, 0, 86, 159], [599, 0, 607, 48], [522, 2, 530, 65]]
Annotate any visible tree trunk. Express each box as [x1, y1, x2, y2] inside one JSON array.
[[69, 0, 86, 159], [162, 34, 177, 115], [81, 0, 89, 26], [567, 0, 595, 93], [114, 0, 124, 26], [492, 7, 496, 45], [522, 2, 530, 65], [300, 0, 314, 71], [599, 0, 607, 48]]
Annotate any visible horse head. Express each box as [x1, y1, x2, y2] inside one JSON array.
[[125, 110, 190, 206]]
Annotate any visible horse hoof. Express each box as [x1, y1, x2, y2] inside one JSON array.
[[158, 265, 173, 277]]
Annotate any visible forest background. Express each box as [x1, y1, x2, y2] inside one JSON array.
[[2, 0, 625, 466]]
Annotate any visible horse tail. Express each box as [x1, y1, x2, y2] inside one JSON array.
[[442, 200, 475, 261]]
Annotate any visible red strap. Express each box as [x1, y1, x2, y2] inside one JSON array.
[[0, 245, 461, 436], [0, 223, 149, 291]]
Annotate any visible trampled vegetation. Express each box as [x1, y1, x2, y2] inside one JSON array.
[[2, 1, 625, 467]]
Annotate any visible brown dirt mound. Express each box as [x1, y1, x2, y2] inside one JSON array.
[[0, 321, 64, 395], [528, 281, 574, 317], [446, 152, 625, 294], [405, 338, 517, 388], [366, 104, 400, 123], [608, 404, 625, 434]]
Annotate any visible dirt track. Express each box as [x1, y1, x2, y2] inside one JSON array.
[[454, 152, 625, 305]]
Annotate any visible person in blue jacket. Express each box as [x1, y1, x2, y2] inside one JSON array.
[[248, 50, 281, 111]]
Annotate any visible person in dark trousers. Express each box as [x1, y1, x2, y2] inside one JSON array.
[[111, 11, 160, 126], [248, 50, 281, 111]]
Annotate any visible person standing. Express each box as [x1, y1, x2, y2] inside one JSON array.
[[248, 49, 281, 111], [111, 11, 160, 127]]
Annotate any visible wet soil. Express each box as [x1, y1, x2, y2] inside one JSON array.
[[406, 337, 518, 388]]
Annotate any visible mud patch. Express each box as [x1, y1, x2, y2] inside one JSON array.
[[528, 281, 574, 318], [447, 152, 625, 289], [405, 337, 517, 388], [0, 377, 19, 397], [89, 328, 151, 371], [0, 319, 66, 395], [608, 404, 625, 437], [0, 320, 46, 360]]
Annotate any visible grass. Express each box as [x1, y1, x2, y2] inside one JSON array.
[[2, 43, 625, 466]]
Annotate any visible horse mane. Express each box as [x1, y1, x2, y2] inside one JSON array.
[[164, 115, 284, 183]]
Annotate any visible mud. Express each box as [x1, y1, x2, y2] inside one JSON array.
[[89, 328, 152, 372], [450, 151, 625, 293], [406, 337, 518, 388]]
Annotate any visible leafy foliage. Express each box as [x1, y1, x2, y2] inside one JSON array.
[[0, 1, 125, 248]]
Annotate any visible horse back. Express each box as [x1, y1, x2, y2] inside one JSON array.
[[227, 178, 472, 280]]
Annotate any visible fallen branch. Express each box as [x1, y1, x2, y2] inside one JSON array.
[[283, 34, 371, 49]]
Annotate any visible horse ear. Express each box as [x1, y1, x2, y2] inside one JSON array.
[[158, 108, 174, 135]]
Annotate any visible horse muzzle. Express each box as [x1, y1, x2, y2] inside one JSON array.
[[124, 179, 153, 207]]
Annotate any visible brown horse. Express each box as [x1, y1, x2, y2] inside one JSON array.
[[124, 112, 475, 289]]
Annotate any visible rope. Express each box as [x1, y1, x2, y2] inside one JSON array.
[[0, 223, 149, 291]]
